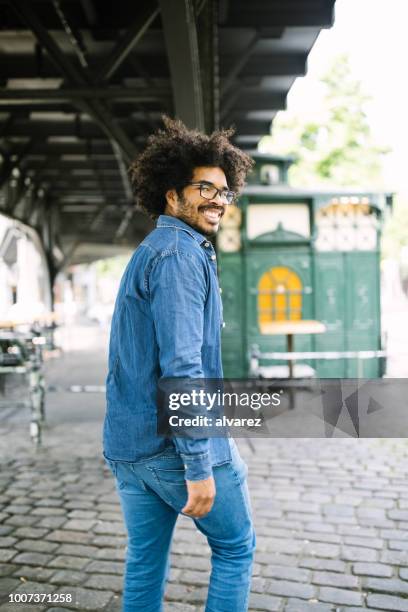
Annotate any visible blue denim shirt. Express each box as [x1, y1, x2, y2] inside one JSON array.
[[103, 215, 232, 480]]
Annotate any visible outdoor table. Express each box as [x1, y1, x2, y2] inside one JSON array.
[[259, 319, 327, 378], [0, 312, 60, 329]]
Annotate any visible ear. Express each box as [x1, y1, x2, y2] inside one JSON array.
[[164, 188, 178, 214]]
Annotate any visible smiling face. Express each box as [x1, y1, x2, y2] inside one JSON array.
[[164, 166, 229, 237]]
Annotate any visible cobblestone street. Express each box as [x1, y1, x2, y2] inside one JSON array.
[[1, 323, 408, 611]]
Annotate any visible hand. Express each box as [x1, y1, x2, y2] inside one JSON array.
[[182, 476, 216, 518]]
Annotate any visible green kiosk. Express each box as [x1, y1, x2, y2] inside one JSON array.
[[217, 153, 392, 379]]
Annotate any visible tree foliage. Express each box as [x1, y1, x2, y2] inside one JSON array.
[[260, 54, 389, 188]]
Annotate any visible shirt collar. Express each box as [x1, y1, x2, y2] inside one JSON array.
[[156, 214, 209, 247]]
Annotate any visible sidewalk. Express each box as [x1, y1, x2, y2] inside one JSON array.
[[1, 322, 408, 611]]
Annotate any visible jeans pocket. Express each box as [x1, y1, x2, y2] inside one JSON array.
[[149, 465, 188, 511], [152, 467, 187, 486]]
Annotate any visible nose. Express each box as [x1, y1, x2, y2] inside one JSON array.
[[209, 192, 227, 206]]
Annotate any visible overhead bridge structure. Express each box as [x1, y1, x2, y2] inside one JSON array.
[[0, 0, 335, 280]]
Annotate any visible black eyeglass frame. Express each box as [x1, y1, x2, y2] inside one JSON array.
[[187, 182, 237, 204]]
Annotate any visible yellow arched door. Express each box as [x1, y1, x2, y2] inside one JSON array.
[[258, 266, 303, 324]]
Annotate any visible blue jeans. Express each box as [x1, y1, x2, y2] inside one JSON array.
[[105, 441, 255, 612]]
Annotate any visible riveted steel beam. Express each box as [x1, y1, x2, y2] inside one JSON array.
[[95, 5, 160, 82], [159, 0, 205, 131]]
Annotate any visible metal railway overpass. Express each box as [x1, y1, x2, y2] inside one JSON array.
[[0, 0, 335, 283]]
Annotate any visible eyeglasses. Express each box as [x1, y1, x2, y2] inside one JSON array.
[[187, 182, 236, 204]]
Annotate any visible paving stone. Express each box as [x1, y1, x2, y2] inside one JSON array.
[[0, 551, 17, 563], [0, 528, 14, 537], [5, 515, 39, 527], [250, 577, 267, 593], [303, 543, 340, 559], [83, 574, 123, 592], [49, 570, 85, 586], [47, 556, 90, 571], [363, 576, 408, 596], [12, 553, 54, 567], [163, 604, 196, 612], [65, 501, 95, 510], [0, 576, 21, 598], [36, 517, 67, 530], [29, 490, 63, 499], [367, 594, 408, 611], [380, 528, 408, 539], [341, 545, 378, 562], [318, 586, 363, 606], [56, 544, 99, 558], [340, 608, 383, 612], [266, 579, 315, 599], [15, 539, 59, 554], [95, 548, 125, 561], [261, 565, 311, 582], [388, 539, 408, 551], [295, 532, 341, 545], [62, 520, 97, 532], [67, 511, 97, 519], [343, 536, 384, 549], [353, 562, 393, 578], [31, 508, 66, 517], [388, 509, 408, 520], [304, 523, 336, 534], [164, 584, 192, 601], [299, 558, 347, 573], [255, 552, 298, 567], [84, 561, 123, 575], [13, 528, 49, 540], [45, 530, 92, 544], [0, 538, 16, 549], [98, 513, 122, 522], [312, 571, 359, 588], [248, 592, 283, 611], [12, 566, 55, 582], [3, 505, 32, 515], [91, 535, 126, 548], [95, 504, 122, 514], [0, 565, 17, 578], [323, 504, 355, 517], [34, 498, 64, 508], [92, 522, 126, 536], [53, 586, 114, 610], [380, 550, 408, 565], [12, 580, 56, 594], [0, 605, 47, 612], [337, 525, 378, 537], [284, 599, 334, 611], [171, 555, 210, 571]]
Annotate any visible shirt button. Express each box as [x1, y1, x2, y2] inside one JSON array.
[[204, 241, 210, 248], [210, 254, 216, 261], [219, 287, 222, 294], [222, 322, 226, 328]]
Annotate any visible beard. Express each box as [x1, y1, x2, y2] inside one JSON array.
[[176, 193, 223, 237]]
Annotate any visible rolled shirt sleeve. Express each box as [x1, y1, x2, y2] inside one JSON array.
[[149, 249, 213, 481]]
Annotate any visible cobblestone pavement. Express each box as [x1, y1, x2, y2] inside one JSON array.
[[1, 324, 408, 611]]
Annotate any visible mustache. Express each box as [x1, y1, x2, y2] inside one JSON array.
[[198, 204, 224, 214]]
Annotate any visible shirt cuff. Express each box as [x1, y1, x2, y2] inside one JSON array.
[[180, 451, 213, 481]]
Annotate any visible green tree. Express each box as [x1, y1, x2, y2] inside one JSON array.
[[260, 54, 389, 188]]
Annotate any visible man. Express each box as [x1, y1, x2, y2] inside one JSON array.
[[103, 117, 255, 612]]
